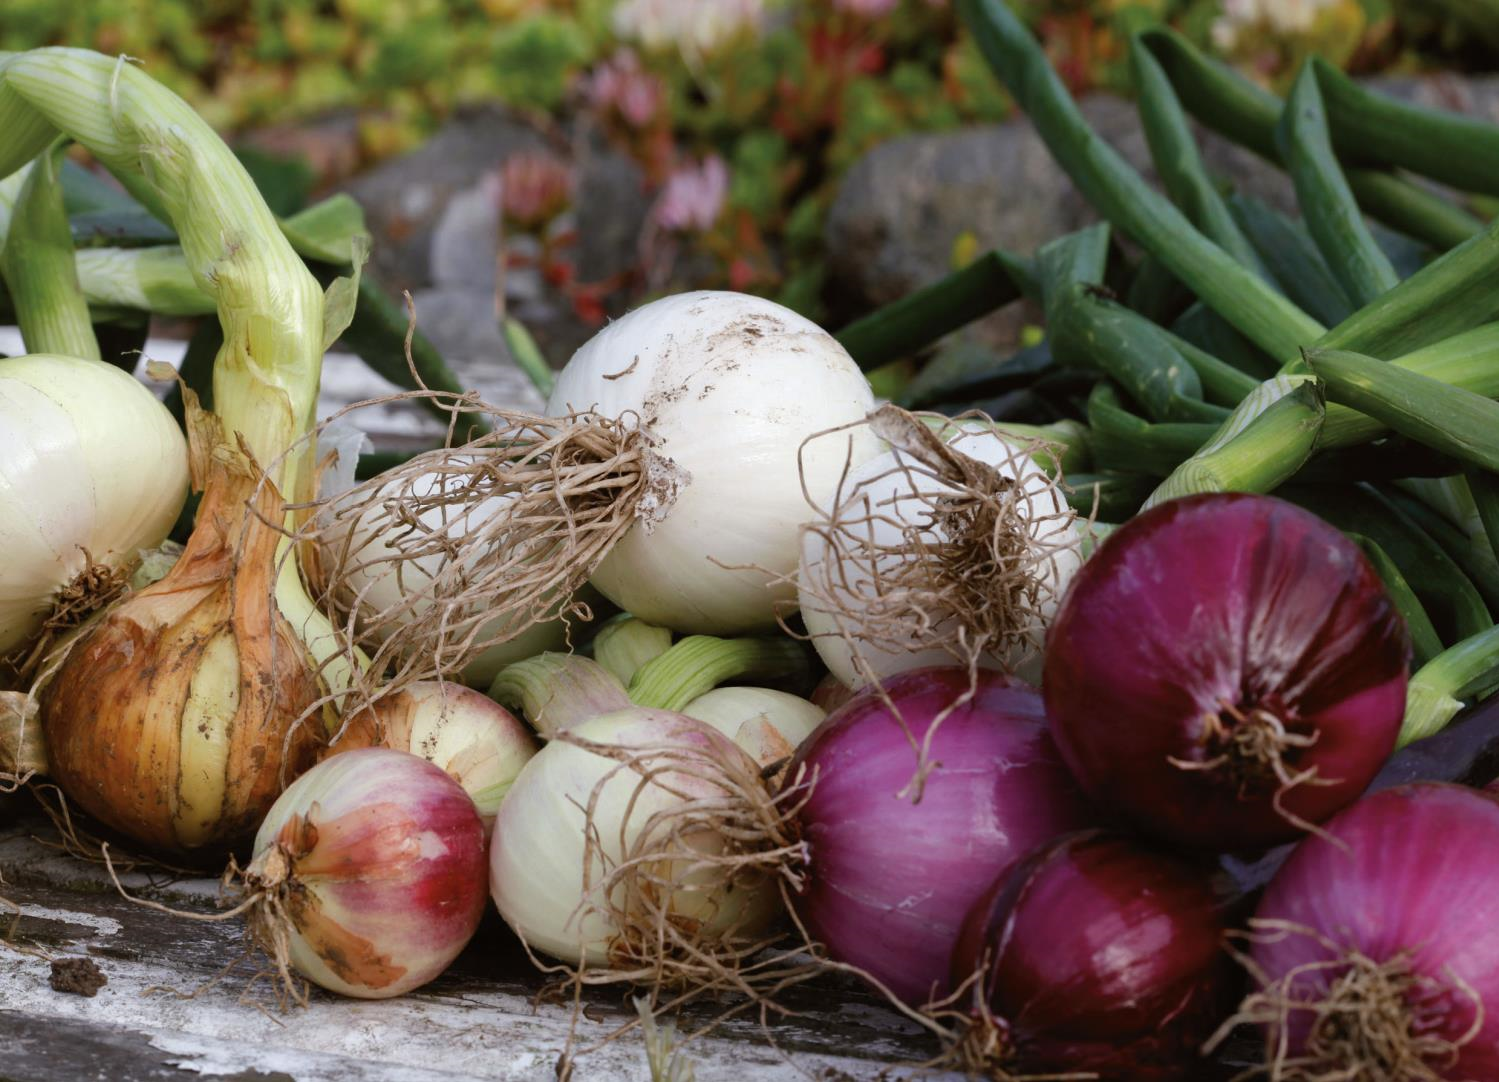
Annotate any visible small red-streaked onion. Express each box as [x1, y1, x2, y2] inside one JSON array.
[[1237, 783, 1499, 1078], [245, 747, 488, 999], [681, 686, 824, 767], [1045, 492, 1410, 851], [951, 831, 1234, 1080], [324, 681, 537, 830], [490, 708, 785, 969], [783, 667, 1094, 1007]]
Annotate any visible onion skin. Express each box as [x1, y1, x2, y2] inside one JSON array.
[[326, 681, 537, 830], [1044, 493, 1410, 851], [1246, 783, 1499, 1077], [952, 831, 1234, 1080], [785, 667, 1094, 1007], [41, 431, 323, 856], [250, 748, 488, 999]]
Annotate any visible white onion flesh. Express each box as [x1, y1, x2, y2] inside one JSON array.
[[545, 291, 879, 635], [0, 355, 189, 654], [799, 428, 1082, 688]]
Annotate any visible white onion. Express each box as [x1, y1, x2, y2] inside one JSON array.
[[799, 426, 1082, 688], [0, 355, 188, 653], [490, 708, 783, 966], [326, 466, 596, 687], [545, 291, 879, 635], [681, 686, 825, 766]]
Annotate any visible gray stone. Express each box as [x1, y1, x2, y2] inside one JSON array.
[[339, 105, 550, 294]]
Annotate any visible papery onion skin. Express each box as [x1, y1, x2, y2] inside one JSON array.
[[1246, 783, 1499, 1077], [325, 681, 537, 830], [41, 423, 323, 856], [951, 831, 1234, 1080], [0, 355, 188, 654], [490, 708, 781, 967], [251, 747, 488, 999], [545, 291, 879, 635], [1044, 492, 1410, 851], [785, 667, 1095, 1007]]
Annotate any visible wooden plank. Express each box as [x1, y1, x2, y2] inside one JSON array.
[[0, 816, 952, 1081]]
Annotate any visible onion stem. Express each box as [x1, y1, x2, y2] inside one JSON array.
[[627, 635, 811, 714], [1401, 626, 1499, 746], [2, 140, 99, 360], [1144, 380, 1323, 507], [500, 315, 555, 398], [591, 615, 673, 687], [957, 0, 1325, 360], [488, 653, 629, 737], [834, 247, 1037, 371], [1275, 66, 1399, 308]]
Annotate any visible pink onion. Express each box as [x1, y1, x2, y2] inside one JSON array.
[[1044, 492, 1410, 851], [783, 666, 1094, 1007], [1239, 783, 1499, 1077], [951, 831, 1234, 1080], [245, 747, 488, 999]]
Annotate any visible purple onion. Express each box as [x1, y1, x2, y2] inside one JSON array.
[[783, 666, 1094, 1007], [1243, 783, 1499, 1077], [1044, 492, 1410, 851], [950, 831, 1235, 1080]]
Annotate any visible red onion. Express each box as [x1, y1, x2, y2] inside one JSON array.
[[1237, 783, 1499, 1077], [951, 831, 1234, 1080], [245, 747, 489, 999], [1044, 492, 1410, 851], [784, 666, 1094, 1007]]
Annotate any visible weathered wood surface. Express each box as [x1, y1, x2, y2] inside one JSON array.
[[0, 808, 955, 1082]]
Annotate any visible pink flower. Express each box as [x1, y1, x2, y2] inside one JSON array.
[[583, 49, 664, 129], [654, 156, 729, 233], [612, 0, 764, 56], [498, 152, 575, 230]]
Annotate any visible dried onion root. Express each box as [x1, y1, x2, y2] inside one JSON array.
[[795, 404, 1084, 694]]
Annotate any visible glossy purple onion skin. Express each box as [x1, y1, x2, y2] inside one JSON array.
[[952, 831, 1234, 1080], [1044, 493, 1410, 851], [784, 667, 1095, 1007], [1251, 784, 1499, 1076]]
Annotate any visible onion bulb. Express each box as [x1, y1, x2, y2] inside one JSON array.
[[320, 467, 598, 688], [490, 708, 787, 973], [1044, 492, 1410, 850], [1230, 783, 1499, 1078], [244, 747, 488, 999], [0, 354, 188, 656], [545, 291, 879, 635], [681, 686, 824, 768], [783, 667, 1095, 1007], [325, 681, 537, 829], [798, 409, 1081, 689], [950, 831, 1233, 1080]]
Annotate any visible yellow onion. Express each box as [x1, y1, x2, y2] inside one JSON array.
[[7, 49, 354, 856]]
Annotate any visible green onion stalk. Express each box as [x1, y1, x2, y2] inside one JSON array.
[[0, 48, 361, 856], [1401, 626, 1499, 747]]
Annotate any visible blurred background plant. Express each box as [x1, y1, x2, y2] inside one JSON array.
[[5, 0, 1495, 326]]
